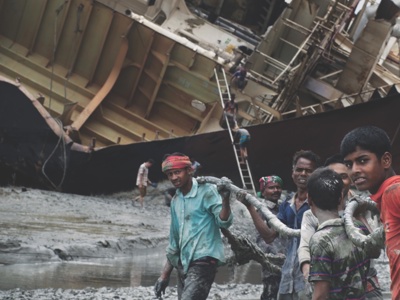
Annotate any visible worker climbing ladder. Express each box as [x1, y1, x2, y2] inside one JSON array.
[[214, 67, 257, 195]]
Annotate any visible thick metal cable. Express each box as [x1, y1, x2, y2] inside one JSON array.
[[343, 197, 385, 250], [196, 176, 300, 238]]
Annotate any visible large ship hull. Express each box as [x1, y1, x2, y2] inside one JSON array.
[[1, 0, 400, 194], [1, 77, 400, 194]]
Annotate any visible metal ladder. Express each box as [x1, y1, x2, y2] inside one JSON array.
[[214, 67, 257, 195]]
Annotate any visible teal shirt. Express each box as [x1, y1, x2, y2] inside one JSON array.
[[166, 178, 233, 273]]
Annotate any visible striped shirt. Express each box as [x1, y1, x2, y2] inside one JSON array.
[[309, 218, 370, 299]]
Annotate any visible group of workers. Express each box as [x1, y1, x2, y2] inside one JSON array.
[[135, 124, 398, 300]]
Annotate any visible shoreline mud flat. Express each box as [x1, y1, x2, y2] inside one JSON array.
[[0, 284, 265, 300], [0, 185, 392, 299]]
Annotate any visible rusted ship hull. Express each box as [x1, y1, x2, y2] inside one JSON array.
[[0, 0, 233, 149], [1, 0, 400, 194], [1, 77, 400, 194]]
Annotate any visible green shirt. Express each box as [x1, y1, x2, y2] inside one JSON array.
[[166, 178, 233, 273]]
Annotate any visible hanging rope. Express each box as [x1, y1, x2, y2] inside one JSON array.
[[49, 0, 68, 110], [41, 118, 68, 191], [41, 1, 74, 191]]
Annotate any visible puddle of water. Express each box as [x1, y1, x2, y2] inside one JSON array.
[[0, 247, 261, 290]]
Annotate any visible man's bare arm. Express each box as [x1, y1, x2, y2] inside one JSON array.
[[219, 193, 231, 221], [246, 204, 277, 243]]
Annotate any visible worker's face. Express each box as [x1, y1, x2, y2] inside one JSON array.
[[343, 146, 391, 194], [328, 163, 351, 196], [262, 182, 282, 202], [165, 168, 191, 190], [292, 157, 315, 191]]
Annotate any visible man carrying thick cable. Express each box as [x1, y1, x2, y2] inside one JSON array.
[[249, 150, 320, 300], [154, 152, 233, 300], [240, 175, 287, 299]]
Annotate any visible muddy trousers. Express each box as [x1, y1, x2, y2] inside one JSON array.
[[177, 258, 217, 300], [261, 275, 280, 300], [277, 288, 311, 300]]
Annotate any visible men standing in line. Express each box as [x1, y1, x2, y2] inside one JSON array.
[[154, 153, 233, 300], [134, 158, 154, 209], [299, 154, 353, 278], [298, 154, 382, 299], [244, 150, 320, 299], [341, 126, 400, 299], [240, 175, 287, 299], [277, 150, 320, 299], [307, 168, 381, 299]]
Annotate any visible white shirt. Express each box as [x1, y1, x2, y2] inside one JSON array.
[[136, 163, 149, 186]]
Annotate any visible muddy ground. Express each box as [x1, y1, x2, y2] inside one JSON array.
[[0, 183, 391, 299]]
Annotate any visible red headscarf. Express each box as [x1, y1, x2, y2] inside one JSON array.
[[162, 155, 192, 173]]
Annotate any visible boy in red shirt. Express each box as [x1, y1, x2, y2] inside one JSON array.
[[340, 126, 400, 299]]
